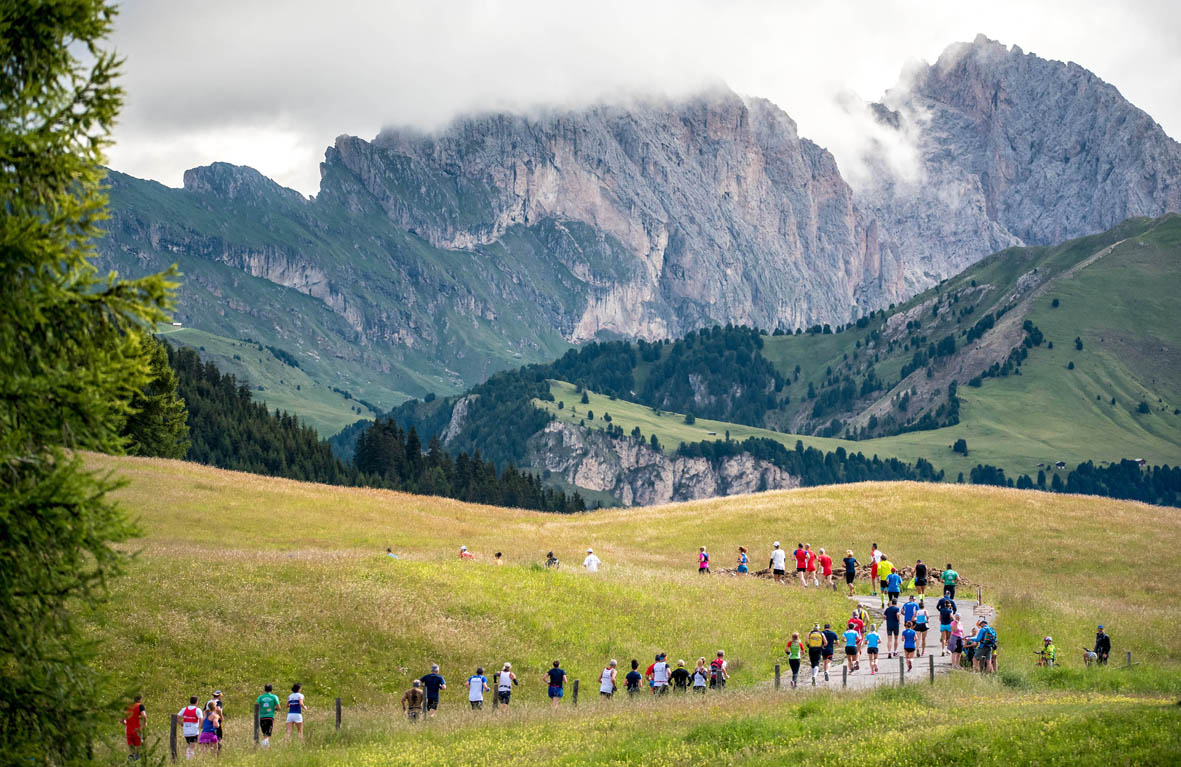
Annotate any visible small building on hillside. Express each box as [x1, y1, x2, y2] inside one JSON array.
[[1054, 461, 1067, 470]]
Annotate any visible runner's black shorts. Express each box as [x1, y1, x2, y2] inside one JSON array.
[[797, 567, 807, 572], [259, 717, 274, 737], [887, 624, 900, 636], [426, 698, 439, 711], [185, 736, 197, 744], [497, 690, 511, 704], [808, 647, 823, 666], [916, 624, 928, 632], [845, 647, 858, 656], [773, 568, 785, 576], [867, 648, 879, 656], [845, 572, 856, 584]]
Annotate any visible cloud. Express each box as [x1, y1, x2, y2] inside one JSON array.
[[106, 0, 1181, 196]]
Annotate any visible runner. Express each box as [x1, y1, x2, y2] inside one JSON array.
[[877, 554, 895, 607], [692, 659, 709, 694], [972, 619, 997, 674], [670, 660, 691, 692], [870, 543, 882, 595], [736, 546, 749, 573], [697, 546, 710, 575], [848, 608, 864, 637], [793, 543, 809, 587], [883, 599, 901, 658], [1094, 625, 1111, 665], [205, 690, 224, 752], [583, 548, 601, 572], [843, 622, 861, 673], [914, 600, 930, 656], [902, 621, 917, 671], [914, 559, 928, 596], [255, 684, 280, 748], [386, 547, 398, 559], [949, 614, 965, 668], [865, 624, 881, 675], [805, 543, 818, 587], [497, 663, 518, 706], [806, 623, 825, 685], [286, 683, 307, 742], [599, 659, 618, 698], [937, 596, 956, 655], [941, 563, 958, 599], [902, 595, 919, 626], [198, 701, 219, 755], [649, 653, 671, 695], [401, 680, 424, 722], [467, 667, 489, 710], [459, 545, 474, 560], [818, 548, 834, 590], [770, 542, 787, 584], [420, 664, 446, 717], [710, 651, 729, 689], [178, 696, 202, 759], [1036, 637, 1056, 667], [625, 660, 642, 697], [545, 660, 567, 708], [821, 624, 839, 681], [842, 550, 859, 596], [855, 603, 871, 630], [886, 568, 902, 605], [123, 695, 146, 761], [545, 551, 560, 569], [785, 632, 803, 688], [493, 552, 503, 566]]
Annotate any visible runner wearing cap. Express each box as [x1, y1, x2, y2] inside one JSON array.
[[583, 548, 601, 572], [648, 653, 671, 694], [459, 546, 474, 560], [496, 663, 518, 706], [770, 542, 786, 584], [401, 680, 424, 722], [821, 624, 838, 681], [806, 623, 825, 685], [1037, 637, 1056, 667], [467, 667, 489, 710], [1094, 625, 1111, 664]]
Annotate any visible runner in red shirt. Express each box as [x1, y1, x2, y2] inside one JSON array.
[[870, 543, 881, 595], [793, 543, 809, 587], [849, 609, 865, 637], [804, 544, 818, 587], [818, 548, 834, 590], [123, 695, 146, 760]]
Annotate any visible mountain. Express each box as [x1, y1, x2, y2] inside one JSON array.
[[94, 37, 1181, 426], [380, 215, 1181, 506]]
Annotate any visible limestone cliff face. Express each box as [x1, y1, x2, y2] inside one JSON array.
[[862, 35, 1181, 291], [330, 89, 894, 339], [526, 421, 798, 506]]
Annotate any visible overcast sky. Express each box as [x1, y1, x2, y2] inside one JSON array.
[[106, 0, 1181, 196]]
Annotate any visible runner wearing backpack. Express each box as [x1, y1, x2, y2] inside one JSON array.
[[806, 624, 825, 685], [710, 651, 728, 689], [973, 619, 997, 673], [698, 547, 710, 575]]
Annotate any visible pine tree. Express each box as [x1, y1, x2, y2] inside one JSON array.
[[0, 3, 177, 760], [122, 337, 190, 457]]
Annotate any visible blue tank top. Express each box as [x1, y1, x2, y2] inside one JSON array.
[[201, 715, 216, 734]]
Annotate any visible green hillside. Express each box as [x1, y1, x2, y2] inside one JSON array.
[[528, 216, 1181, 482], [88, 455, 1181, 764]]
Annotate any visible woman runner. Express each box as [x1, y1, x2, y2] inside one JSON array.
[[785, 632, 803, 688], [736, 546, 749, 573], [914, 600, 930, 657], [698, 547, 710, 575], [842, 550, 859, 596], [286, 683, 308, 742], [865, 624, 881, 675], [625, 660, 642, 697], [599, 660, 617, 699], [843, 622, 861, 673], [692, 659, 709, 694], [198, 701, 219, 754], [914, 559, 928, 596], [949, 614, 965, 669], [902, 622, 917, 671]]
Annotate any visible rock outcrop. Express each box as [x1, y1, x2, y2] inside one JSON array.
[[526, 421, 798, 506]]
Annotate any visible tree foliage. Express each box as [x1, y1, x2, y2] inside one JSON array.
[[121, 336, 189, 457], [0, 2, 176, 761]]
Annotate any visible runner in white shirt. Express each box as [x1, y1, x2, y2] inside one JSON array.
[[467, 667, 489, 710], [770, 542, 787, 584], [651, 653, 671, 695], [177, 696, 202, 760], [495, 663, 517, 707], [583, 548, 601, 571], [599, 659, 618, 698]]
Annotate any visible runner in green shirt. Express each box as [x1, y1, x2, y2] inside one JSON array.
[[941, 564, 959, 599], [256, 684, 281, 747]]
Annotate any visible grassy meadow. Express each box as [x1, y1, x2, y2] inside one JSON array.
[[88, 454, 1181, 763]]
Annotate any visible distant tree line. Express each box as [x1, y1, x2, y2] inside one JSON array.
[[968, 459, 1180, 507]]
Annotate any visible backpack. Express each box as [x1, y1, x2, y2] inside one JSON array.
[[807, 630, 824, 648], [710, 658, 725, 681], [981, 627, 997, 648]]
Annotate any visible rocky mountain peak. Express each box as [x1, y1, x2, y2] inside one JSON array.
[[183, 162, 307, 206]]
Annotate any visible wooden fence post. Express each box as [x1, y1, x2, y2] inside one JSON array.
[[169, 714, 178, 762], [842, 666, 847, 688], [335, 697, 342, 730], [774, 664, 780, 690], [929, 654, 935, 683], [1126, 651, 1132, 668], [253, 702, 259, 746], [977, 585, 982, 606], [898, 656, 905, 686], [572, 679, 579, 706]]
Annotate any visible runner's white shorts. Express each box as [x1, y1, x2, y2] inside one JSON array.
[[286, 713, 303, 723]]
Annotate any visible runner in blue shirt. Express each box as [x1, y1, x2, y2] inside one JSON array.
[[842, 623, 861, 673], [902, 622, 918, 671], [936, 596, 957, 656], [466, 668, 489, 710], [886, 570, 902, 602], [419, 665, 446, 718], [864, 624, 881, 675], [883, 600, 902, 658], [821, 624, 839, 681]]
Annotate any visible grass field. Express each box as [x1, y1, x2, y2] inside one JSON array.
[[85, 453, 1181, 764]]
